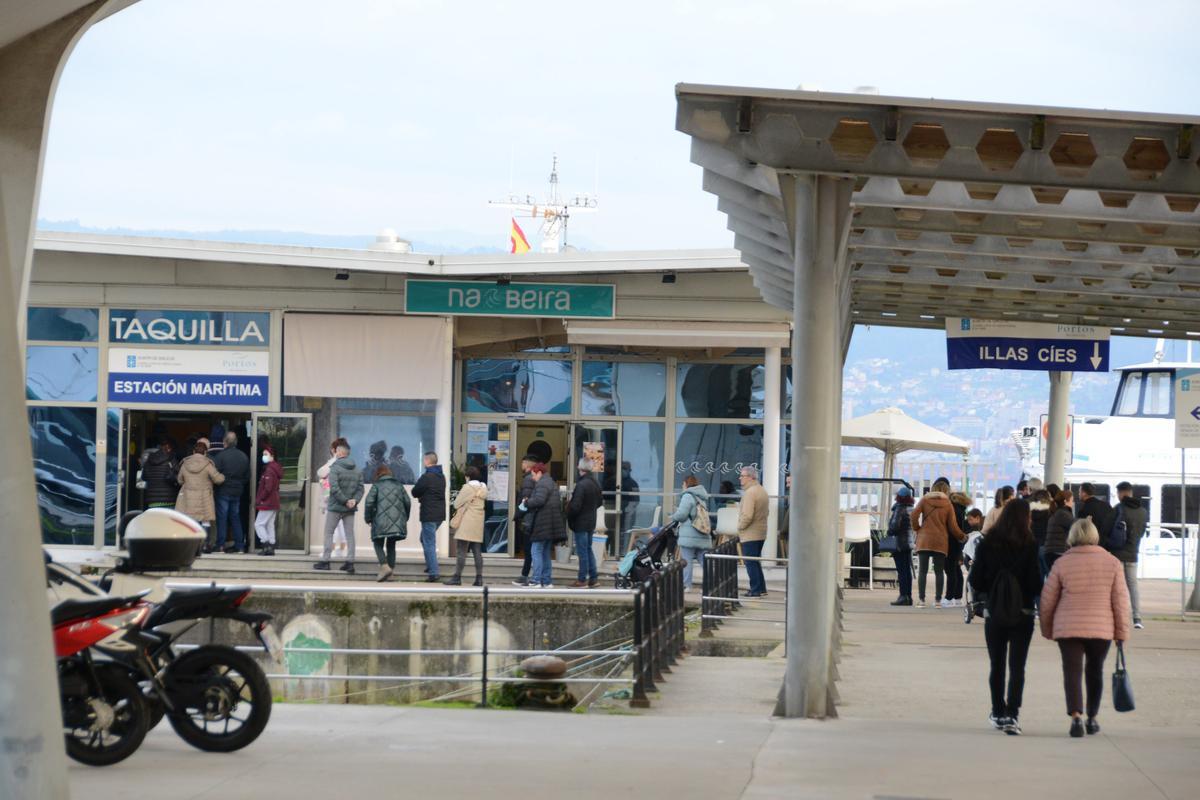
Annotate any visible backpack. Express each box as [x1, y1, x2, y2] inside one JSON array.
[[690, 493, 712, 535], [1107, 504, 1128, 552], [987, 565, 1025, 628]]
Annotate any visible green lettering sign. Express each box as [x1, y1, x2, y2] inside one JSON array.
[[404, 280, 615, 318]]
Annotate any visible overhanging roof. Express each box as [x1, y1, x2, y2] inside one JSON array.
[[676, 84, 1200, 340]]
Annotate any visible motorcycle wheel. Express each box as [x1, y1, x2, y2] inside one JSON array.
[[164, 645, 272, 752], [62, 664, 149, 767]]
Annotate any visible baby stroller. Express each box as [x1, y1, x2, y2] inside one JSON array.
[[962, 531, 984, 623], [614, 519, 679, 588]]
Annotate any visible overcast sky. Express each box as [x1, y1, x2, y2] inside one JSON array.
[[38, 0, 1200, 251]]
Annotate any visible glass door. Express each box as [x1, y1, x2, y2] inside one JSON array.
[[251, 413, 311, 551], [463, 421, 514, 555], [571, 423, 619, 556]]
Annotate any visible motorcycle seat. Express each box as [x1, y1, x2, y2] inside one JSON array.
[[148, 584, 251, 627], [51, 595, 140, 627]]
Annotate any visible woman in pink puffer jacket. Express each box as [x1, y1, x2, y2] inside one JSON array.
[[1040, 517, 1131, 738]]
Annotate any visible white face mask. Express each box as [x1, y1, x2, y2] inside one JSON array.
[[262, 453, 273, 464]]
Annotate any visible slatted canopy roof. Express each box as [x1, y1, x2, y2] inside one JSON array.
[[676, 84, 1200, 340]]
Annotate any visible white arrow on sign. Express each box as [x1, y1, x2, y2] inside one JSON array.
[[1090, 341, 1102, 369]]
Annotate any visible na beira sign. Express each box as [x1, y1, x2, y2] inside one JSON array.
[[945, 318, 1110, 372], [1175, 367, 1200, 448]]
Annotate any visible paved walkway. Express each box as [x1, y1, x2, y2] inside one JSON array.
[[70, 579, 1199, 799]]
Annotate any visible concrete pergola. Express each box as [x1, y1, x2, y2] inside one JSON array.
[[675, 83, 1200, 718]]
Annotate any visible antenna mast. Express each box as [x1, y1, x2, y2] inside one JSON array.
[[489, 154, 597, 253]]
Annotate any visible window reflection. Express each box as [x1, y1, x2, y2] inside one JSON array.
[[105, 411, 119, 545], [463, 359, 572, 414], [581, 361, 666, 416], [338, 415, 435, 486], [674, 422, 763, 498], [676, 363, 765, 419], [28, 406, 98, 545], [27, 307, 99, 342], [26, 346, 98, 402]]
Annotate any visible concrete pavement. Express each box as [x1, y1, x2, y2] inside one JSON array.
[[70, 579, 1199, 799]]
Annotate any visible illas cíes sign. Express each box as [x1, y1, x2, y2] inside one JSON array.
[[945, 318, 1110, 372]]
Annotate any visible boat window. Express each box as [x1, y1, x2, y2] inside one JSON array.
[[1113, 372, 1143, 416], [1160, 485, 1200, 527], [1143, 371, 1173, 416], [1132, 484, 1151, 513]]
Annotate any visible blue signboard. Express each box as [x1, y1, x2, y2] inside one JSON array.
[[108, 374, 270, 406], [109, 309, 270, 346], [945, 318, 1110, 372]]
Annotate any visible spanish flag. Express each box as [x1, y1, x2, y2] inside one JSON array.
[[510, 218, 532, 254]]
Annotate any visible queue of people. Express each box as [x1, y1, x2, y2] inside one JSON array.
[[887, 478, 1144, 737]]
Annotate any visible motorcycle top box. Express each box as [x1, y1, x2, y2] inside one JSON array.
[[123, 508, 205, 571]]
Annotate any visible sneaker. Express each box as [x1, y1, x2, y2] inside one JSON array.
[[1085, 717, 1100, 735], [222, 544, 237, 554], [511, 577, 531, 587], [989, 713, 1006, 730], [1070, 717, 1085, 738], [312, 561, 331, 571], [1133, 619, 1144, 630], [916, 599, 926, 608], [543, 583, 554, 589], [376, 566, 393, 583], [588, 580, 599, 588], [424, 575, 440, 583], [1004, 718, 1022, 736], [442, 577, 462, 586], [890, 596, 912, 606]]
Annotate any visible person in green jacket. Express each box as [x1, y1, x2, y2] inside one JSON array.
[[363, 465, 412, 582], [314, 441, 365, 574]]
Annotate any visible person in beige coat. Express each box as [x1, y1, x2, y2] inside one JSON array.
[[1040, 517, 1132, 738], [737, 466, 770, 597], [175, 441, 225, 549], [444, 466, 488, 586]]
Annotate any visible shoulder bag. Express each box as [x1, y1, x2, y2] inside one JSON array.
[[1112, 642, 1135, 712]]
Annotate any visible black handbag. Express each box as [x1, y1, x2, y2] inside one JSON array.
[[877, 534, 900, 554], [1112, 642, 1135, 713]]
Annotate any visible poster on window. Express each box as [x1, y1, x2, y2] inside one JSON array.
[[583, 441, 605, 473], [466, 423, 489, 454], [487, 468, 509, 501], [489, 438, 510, 470]]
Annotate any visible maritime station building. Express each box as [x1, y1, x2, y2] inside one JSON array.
[[26, 231, 796, 562]]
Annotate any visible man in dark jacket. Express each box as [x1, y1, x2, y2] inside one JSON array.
[[522, 462, 565, 588], [314, 441, 364, 573], [212, 431, 250, 552], [567, 458, 603, 588], [1108, 481, 1149, 629], [410, 451, 446, 582], [512, 455, 538, 587], [141, 439, 179, 509], [1075, 483, 1111, 533]]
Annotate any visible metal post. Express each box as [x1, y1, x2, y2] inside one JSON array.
[[1182, 450, 1187, 621], [782, 174, 846, 719], [764, 345, 782, 561], [1044, 371, 1072, 488], [478, 586, 489, 707], [700, 552, 713, 637], [630, 586, 649, 707], [641, 582, 657, 693]]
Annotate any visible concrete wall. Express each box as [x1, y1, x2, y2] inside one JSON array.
[[186, 591, 635, 705]]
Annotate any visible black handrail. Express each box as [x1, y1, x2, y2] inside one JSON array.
[[629, 558, 684, 708]]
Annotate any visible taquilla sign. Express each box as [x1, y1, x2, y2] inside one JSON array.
[[109, 310, 270, 346], [404, 280, 615, 318]]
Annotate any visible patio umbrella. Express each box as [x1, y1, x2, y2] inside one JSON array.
[[841, 406, 970, 519]]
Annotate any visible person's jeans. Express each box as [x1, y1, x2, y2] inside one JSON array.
[[1037, 545, 1050, 579], [892, 549, 913, 598], [215, 493, 244, 550], [373, 538, 397, 569], [984, 616, 1035, 718], [917, 551, 946, 602], [679, 545, 708, 590], [322, 510, 356, 562], [1058, 638, 1111, 717], [741, 540, 766, 594], [1122, 562, 1141, 621], [530, 540, 553, 586], [254, 510, 277, 546], [574, 530, 597, 583], [420, 521, 440, 577]]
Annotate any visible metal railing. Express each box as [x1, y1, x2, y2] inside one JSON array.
[[167, 565, 685, 709]]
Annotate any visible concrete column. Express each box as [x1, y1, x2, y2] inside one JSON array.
[[436, 316, 454, 555], [781, 175, 846, 719], [763, 345, 781, 560], [1044, 371, 1072, 487], [0, 5, 133, 795]]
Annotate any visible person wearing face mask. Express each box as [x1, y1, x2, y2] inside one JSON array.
[[254, 446, 283, 556]]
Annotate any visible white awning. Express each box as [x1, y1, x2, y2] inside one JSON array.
[[565, 320, 790, 349]]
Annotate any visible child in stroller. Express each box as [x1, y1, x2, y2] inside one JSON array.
[[614, 520, 680, 588]]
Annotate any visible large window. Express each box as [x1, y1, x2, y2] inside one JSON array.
[[581, 361, 666, 416], [29, 407, 99, 545], [27, 306, 99, 342], [284, 397, 435, 484], [1114, 371, 1144, 416], [1143, 371, 1173, 416], [676, 362, 765, 419], [26, 346, 98, 402], [463, 359, 572, 414], [1161, 485, 1200, 525], [674, 422, 764, 498]]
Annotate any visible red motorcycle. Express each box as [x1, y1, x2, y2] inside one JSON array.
[[53, 594, 154, 766]]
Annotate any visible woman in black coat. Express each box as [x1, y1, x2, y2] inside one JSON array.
[[521, 463, 566, 587]]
